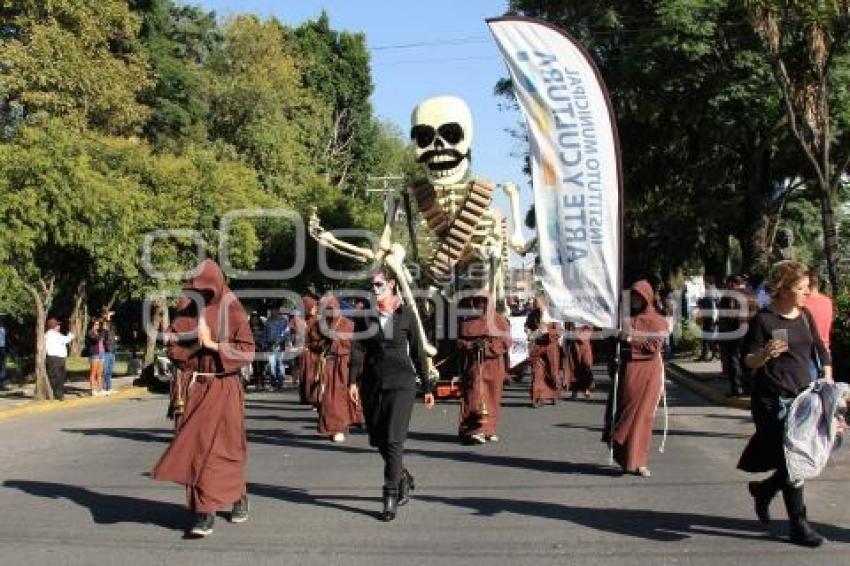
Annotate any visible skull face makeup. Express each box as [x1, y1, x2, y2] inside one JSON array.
[[411, 96, 473, 185]]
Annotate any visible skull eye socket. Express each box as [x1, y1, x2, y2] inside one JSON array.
[[410, 125, 436, 148], [437, 122, 464, 145]]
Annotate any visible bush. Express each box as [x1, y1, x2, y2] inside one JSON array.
[[832, 289, 850, 382], [675, 320, 701, 357]]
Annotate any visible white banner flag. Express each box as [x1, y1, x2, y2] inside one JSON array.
[[488, 17, 622, 329]]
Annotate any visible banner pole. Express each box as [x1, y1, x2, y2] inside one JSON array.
[[608, 336, 621, 466]]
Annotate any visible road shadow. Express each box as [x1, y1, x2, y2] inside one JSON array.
[[416, 494, 850, 544], [407, 447, 621, 477], [554, 422, 750, 440], [243, 397, 305, 407], [248, 482, 378, 519], [246, 414, 317, 424], [62, 427, 374, 455], [3, 480, 186, 531], [406, 431, 463, 444]]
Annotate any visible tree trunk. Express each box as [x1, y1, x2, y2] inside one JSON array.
[[68, 280, 87, 356], [25, 278, 55, 401], [818, 188, 841, 295], [143, 296, 166, 367], [740, 142, 772, 276]]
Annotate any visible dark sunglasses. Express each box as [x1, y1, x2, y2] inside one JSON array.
[[371, 280, 386, 289], [410, 122, 465, 148]]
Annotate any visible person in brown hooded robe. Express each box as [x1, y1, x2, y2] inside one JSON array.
[[152, 259, 254, 537], [292, 296, 318, 405], [609, 279, 668, 477], [525, 292, 562, 407], [566, 323, 595, 399], [458, 293, 510, 443], [313, 295, 363, 442]]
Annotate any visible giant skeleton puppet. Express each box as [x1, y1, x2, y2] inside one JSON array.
[[309, 95, 533, 366]]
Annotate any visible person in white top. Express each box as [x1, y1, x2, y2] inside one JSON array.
[[45, 318, 74, 400]]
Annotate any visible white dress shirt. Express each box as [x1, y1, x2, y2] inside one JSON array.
[[45, 329, 74, 358]]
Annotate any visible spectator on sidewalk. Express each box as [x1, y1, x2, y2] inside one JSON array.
[[804, 270, 833, 355], [248, 312, 267, 389], [265, 306, 289, 391], [101, 312, 119, 396], [717, 275, 754, 397], [45, 318, 74, 400], [739, 260, 831, 547], [86, 319, 105, 397], [0, 315, 7, 389], [695, 275, 719, 362]]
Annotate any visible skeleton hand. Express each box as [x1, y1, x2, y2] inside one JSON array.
[[308, 207, 324, 240]]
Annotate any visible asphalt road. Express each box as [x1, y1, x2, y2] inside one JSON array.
[[1, 371, 848, 566]]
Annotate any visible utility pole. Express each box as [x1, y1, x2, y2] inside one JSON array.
[[366, 175, 403, 197], [367, 174, 404, 219]]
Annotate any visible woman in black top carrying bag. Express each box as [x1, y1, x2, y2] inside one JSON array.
[[349, 270, 435, 521], [739, 260, 832, 547]]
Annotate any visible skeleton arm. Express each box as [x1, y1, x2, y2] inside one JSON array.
[[501, 182, 536, 255], [308, 207, 376, 264], [383, 243, 438, 359]]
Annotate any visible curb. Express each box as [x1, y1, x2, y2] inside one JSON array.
[[0, 385, 151, 422], [665, 363, 750, 410]]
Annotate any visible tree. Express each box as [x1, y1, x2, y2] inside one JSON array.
[[207, 15, 330, 197], [503, 1, 806, 281], [0, 120, 149, 398], [743, 0, 850, 294], [0, 0, 153, 135], [133, 0, 222, 149], [288, 12, 379, 192]]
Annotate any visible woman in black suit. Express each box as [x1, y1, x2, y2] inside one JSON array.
[[349, 270, 435, 521]]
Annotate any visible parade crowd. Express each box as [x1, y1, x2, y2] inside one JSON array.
[[28, 258, 844, 549]]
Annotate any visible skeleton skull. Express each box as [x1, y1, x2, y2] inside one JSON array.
[[411, 96, 473, 186]]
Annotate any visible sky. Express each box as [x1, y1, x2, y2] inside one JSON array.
[[196, 0, 535, 264]]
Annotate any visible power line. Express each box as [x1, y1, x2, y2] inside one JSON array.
[[370, 37, 491, 51], [373, 55, 496, 67], [367, 22, 752, 51]]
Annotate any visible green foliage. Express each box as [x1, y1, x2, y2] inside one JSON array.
[[505, 0, 849, 282], [0, 0, 153, 134], [134, 0, 220, 148], [0, 1, 415, 368], [208, 15, 329, 196], [288, 12, 379, 191], [833, 285, 850, 380]]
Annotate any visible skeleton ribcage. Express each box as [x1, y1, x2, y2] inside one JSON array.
[[407, 179, 503, 287]]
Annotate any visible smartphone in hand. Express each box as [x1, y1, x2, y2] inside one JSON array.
[[771, 328, 789, 345]]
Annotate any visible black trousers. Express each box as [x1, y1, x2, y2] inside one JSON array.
[[46, 355, 67, 400], [720, 339, 747, 394], [365, 387, 415, 492], [700, 322, 718, 360]]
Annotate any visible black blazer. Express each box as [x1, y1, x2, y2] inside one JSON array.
[[349, 304, 431, 393]]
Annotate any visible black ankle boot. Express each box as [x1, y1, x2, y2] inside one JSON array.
[[748, 480, 776, 524], [783, 486, 825, 547], [379, 487, 398, 522], [398, 469, 415, 507]]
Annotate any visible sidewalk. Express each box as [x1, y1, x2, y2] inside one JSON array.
[[665, 356, 751, 410], [0, 373, 150, 421]]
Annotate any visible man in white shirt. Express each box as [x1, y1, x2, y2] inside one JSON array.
[[45, 318, 74, 400]]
